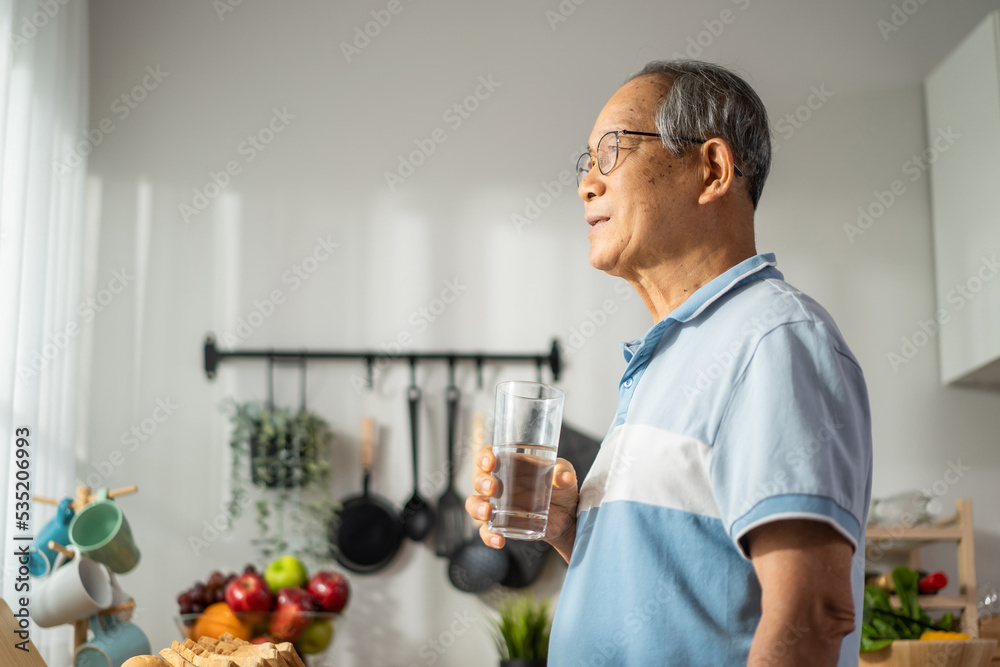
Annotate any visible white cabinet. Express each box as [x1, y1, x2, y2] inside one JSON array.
[[925, 11, 1000, 388]]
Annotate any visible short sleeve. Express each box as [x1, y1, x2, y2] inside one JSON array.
[[710, 320, 872, 559]]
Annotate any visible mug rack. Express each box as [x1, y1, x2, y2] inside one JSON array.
[[31, 484, 140, 651], [201, 334, 563, 387]]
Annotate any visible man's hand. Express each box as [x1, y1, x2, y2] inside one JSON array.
[[465, 446, 580, 563], [746, 519, 856, 667]]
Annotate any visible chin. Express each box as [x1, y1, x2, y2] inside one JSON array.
[[588, 252, 619, 274]]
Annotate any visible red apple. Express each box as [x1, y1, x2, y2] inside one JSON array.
[[269, 587, 315, 642], [275, 587, 315, 608], [225, 571, 273, 614], [307, 571, 350, 614]]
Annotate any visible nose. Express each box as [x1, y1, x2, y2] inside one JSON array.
[[578, 166, 605, 201]]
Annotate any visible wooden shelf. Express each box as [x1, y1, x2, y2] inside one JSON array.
[[865, 499, 979, 637], [889, 595, 969, 610], [865, 525, 963, 542]]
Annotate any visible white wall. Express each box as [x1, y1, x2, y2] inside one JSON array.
[[758, 84, 1000, 587], [71, 1, 1000, 665]]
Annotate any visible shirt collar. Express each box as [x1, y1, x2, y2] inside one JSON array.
[[621, 253, 782, 362]]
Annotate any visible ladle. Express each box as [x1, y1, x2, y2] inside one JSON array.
[[402, 364, 435, 541]]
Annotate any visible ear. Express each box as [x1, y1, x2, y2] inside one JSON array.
[[696, 138, 738, 205]]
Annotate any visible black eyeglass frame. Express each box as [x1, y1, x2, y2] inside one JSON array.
[[576, 129, 744, 184]]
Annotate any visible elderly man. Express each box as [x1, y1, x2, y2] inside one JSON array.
[[467, 60, 872, 666]]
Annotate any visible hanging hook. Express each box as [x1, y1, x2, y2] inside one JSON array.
[[409, 356, 418, 387], [448, 356, 456, 387], [535, 358, 543, 383], [365, 355, 375, 390], [266, 354, 275, 410], [299, 355, 307, 413], [475, 356, 484, 390]]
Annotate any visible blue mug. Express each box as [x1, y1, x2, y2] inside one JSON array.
[[28, 497, 74, 576], [74, 614, 150, 667]]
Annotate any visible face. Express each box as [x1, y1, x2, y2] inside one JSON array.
[[578, 76, 702, 278]]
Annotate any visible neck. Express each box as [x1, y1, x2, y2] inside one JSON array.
[[628, 233, 757, 322]]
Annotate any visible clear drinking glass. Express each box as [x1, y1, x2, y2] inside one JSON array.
[[487, 381, 565, 540]]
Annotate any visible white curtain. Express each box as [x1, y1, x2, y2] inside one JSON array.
[[0, 0, 90, 664]]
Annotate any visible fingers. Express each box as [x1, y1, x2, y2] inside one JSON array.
[[553, 458, 578, 489], [475, 446, 495, 472], [479, 522, 505, 549], [472, 470, 497, 496], [465, 446, 498, 525], [465, 494, 491, 522]]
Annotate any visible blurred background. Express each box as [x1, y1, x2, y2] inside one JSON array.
[[3, 0, 1000, 665]]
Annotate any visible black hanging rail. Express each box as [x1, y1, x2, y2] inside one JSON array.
[[202, 334, 562, 385]]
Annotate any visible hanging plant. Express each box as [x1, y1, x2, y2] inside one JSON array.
[[223, 399, 338, 563]]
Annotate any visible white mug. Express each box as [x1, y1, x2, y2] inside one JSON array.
[[32, 550, 113, 628], [106, 573, 134, 622]]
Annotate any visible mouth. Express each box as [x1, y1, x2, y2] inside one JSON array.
[[586, 215, 609, 235]]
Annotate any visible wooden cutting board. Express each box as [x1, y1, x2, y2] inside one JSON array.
[[0, 598, 48, 667], [861, 639, 997, 667]]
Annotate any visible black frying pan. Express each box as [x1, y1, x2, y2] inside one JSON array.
[[332, 416, 403, 574]]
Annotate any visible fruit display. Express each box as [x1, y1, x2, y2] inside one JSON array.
[[307, 570, 350, 614], [175, 557, 350, 656], [264, 555, 309, 591]]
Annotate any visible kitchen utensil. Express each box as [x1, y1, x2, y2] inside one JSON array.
[[434, 369, 467, 557], [448, 536, 510, 593], [74, 613, 151, 667], [332, 417, 403, 573], [447, 408, 510, 592], [401, 378, 435, 541], [32, 549, 113, 628], [68, 488, 141, 574], [500, 539, 550, 588]]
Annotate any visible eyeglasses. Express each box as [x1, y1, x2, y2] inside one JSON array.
[[575, 129, 744, 185]]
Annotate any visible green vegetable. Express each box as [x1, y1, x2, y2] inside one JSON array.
[[860, 567, 955, 653], [892, 567, 922, 622]]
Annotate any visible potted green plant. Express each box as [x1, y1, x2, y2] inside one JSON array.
[[490, 596, 551, 667], [223, 399, 337, 561]]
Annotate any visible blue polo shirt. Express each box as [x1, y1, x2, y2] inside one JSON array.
[[548, 253, 872, 666]]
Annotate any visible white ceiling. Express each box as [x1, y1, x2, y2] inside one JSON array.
[[595, 0, 1000, 112], [86, 0, 1000, 186]]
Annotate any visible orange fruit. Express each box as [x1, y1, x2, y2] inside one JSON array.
[[193, 602, 253, 641]]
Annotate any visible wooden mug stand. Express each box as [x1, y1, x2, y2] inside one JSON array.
[[30, 484, 139, 653], [33, 484, 138, 513]]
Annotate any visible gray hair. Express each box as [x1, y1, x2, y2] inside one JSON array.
[[628, 60, 771, 209]]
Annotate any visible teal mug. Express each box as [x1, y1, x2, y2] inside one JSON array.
[[74, 614, 150, 667], [28, 496, 74, 576], [69, 488, 141, 574]]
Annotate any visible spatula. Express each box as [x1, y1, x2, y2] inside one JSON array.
[[434, 366, 467, 557]]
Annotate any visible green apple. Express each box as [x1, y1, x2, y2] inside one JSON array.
[[264, 555, 308, 591], [295, 619, 334, 654]]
